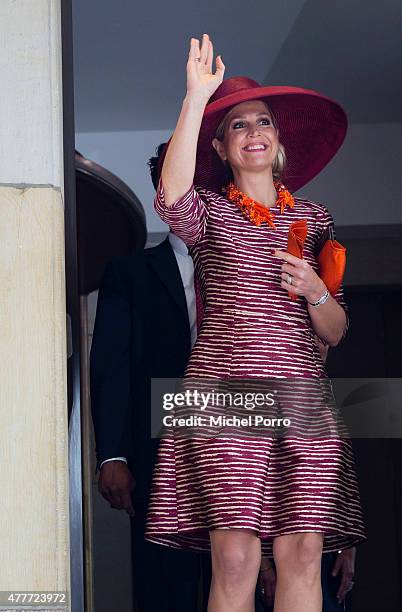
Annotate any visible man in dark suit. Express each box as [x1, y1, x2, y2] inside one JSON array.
[[90, 146, 205, 611]]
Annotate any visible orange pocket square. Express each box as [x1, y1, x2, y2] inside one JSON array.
[[286, 220, 308, 300]]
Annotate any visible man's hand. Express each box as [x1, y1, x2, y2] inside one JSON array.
[[332, 547, 356, 603], [258, 559, 276, 608], [98, 461, 135, 517]]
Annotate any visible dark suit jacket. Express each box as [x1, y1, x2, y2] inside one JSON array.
[[90, 237, 191, 509]]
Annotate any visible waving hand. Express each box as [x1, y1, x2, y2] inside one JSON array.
[[186, 34, 225, 102]]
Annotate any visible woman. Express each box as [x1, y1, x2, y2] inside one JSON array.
[[145, 34, 366, 612]]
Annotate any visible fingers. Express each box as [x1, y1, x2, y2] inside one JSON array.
[[281, 272, 298, 286], [273, 249, 305, 266], [121, 491, 135, 517], [337, 571, 354, 602], [215, 54, 225, 76], [187, 34, 225, 92], [104, 488, 123, 509], [281, 278, 300, 295], [189, 38, 198, 61], [201, 33, 225, 78], [281, 263, 300, 282], [281, 261, 303, 273], [278, 253, 308, 272], [279, 259, 317, 298], [190, 34, 213, 69], [98, 462, 135, 512], [199, 33, 209, 64], [333, 555, 354, 603], [99, 479, 123, 507], [331, 555, 342, 577], [101, 486, 132, 513], [206, 38, 213, 72], [280, 269, 303, 296]]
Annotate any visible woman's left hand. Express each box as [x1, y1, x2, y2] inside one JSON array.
[[273, 250, 326, 304]]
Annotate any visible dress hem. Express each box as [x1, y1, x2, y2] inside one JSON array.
[[144, 525, 367, 557]]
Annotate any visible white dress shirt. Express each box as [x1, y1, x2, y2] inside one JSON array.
[[168, 232, 197, 349], [99, 232, 197, 470]]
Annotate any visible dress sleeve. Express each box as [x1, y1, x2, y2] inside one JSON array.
[[315, 205, 350, 345], [154, 176, 209, 246]]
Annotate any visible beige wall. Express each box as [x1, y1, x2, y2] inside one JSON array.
[[0, 0, 70, 606]]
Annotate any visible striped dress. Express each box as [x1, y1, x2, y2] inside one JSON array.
[[144, 178, 366, 556]]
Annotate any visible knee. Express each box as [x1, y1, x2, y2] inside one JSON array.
[[296, 534, 323, 569], [212, 541, 260, 583], [214, 546, 251, 580], [274, 533, 323, 578]]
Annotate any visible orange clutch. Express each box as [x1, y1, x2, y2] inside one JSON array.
[[286, 221, 346, 300], [316, 226, 346, 296]]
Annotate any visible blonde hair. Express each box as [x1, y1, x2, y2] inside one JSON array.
[[214, 102, 286, 181]]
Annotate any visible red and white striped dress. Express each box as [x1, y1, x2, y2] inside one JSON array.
[[144, 179, 366, 556]]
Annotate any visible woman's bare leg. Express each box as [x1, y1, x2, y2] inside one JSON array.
[[273, 532, 324, 612], [208, 528, 261, 612]]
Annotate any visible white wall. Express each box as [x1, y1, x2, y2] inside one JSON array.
[[76, 121, 402, 234]]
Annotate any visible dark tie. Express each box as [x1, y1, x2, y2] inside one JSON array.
[[194, 274, 204, 334]]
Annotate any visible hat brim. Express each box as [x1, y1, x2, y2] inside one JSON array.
[[158, 85, 347, 194]]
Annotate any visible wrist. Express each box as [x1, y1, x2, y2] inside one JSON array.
[[183, 93, 209, 111], [100, 457, 128, 470], [306, 281, 327, 305]]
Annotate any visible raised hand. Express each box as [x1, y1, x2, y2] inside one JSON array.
[[186, 34, 225, 103]]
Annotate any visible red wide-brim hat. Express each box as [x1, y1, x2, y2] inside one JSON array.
[[157, 76, 348, 194]]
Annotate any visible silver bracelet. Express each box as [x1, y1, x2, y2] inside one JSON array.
[[308, 289, 330, 307]]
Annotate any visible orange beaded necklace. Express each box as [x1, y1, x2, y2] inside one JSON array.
[[223, 180, 295, 229]]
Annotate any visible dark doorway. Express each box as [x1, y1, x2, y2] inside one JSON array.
[[327, 287, 402, 611]]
